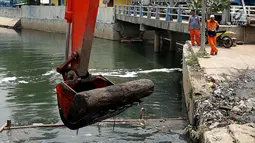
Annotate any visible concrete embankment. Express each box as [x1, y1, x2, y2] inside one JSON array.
[[0, 8, 21, 28], [0, 8, 21, 18], [0, 6, 120, 40], [0, 17, 21, 28], [221, 25, 255, 44], [182, 43, 255, 142]]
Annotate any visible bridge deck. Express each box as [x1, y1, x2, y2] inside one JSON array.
[[116, 14, 189, 33], [114, 5, 195, 34]]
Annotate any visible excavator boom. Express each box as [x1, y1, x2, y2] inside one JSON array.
[[63, 0, 100, 77], [55, 0, 154, 130]]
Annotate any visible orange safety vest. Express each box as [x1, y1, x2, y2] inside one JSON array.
[[206, 20, 219, 31]]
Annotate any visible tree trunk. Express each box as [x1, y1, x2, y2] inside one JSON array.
[[62, 79, 154, 130], [72, 79, 154, 117]]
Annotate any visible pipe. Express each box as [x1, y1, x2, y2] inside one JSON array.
[[200, 0, 206, 51], [241, 0, 247, 15]]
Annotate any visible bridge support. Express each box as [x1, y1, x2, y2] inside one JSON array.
[[170, 31, 176, 52], [154, 30, 160, 52], [140, 24, 148, 31]]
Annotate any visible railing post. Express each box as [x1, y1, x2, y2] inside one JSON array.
[[165, 7, 170, 21], [118, 5, 121, 14], [134, 6, 137, 16], [148, 7, 151, 18], [140, 6, 143, 17], [169, 8, 173, 21], [177, 6, 182, 22], [114, 5, 117, 15], [123, 6, 126, 15], [128, 6, 131, 16], [156, 6, 160, 19], [154, 30, 160, 52]]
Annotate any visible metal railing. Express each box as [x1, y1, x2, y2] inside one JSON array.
[[230, 5, 255, 25], [132, 0, 192, 2], [114, 4, 195, 22], [230, 5, 255, 17], [114, 4, 255, 26]]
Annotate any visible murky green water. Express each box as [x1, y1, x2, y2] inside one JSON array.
[[0, 28, 189, 142]]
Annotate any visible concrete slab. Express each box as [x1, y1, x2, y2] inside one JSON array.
[[0, 17, 21, 28], [203, 124, 255, 143], [228, 124, 255, 143], [193, 45, 255, 80], [203, 127, 234, 143]]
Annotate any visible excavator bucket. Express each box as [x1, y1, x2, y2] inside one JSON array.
[[56, 76, 154, 130]]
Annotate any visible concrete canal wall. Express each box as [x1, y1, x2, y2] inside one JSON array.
[[182, 42, 209, 126], [95, 7, 120, 40], [221, 25, 255, 44], [0, 8, 21, 28], [0, 8, 22, 18], [21, 6, 66, 33], [0, 6, 119, 40], [182, 45, 195, 125]]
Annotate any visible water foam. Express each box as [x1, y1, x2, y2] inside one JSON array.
[[42, 68, 182, 78], [92, 68, 182, 78], [0, 77, 17, 83], [92, 71, 138, 77], [18, 80, 29, 84], [42, 70, 56, 76], [0, 75, 31, 85], [137, 68, 182, 73], [42, 69, 98, 76]]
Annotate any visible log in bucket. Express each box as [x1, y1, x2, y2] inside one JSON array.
[[56, 76, 154, 130]]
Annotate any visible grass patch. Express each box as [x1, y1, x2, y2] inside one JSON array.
[[185, 48, 210, 66], [185, 124, 209, 141]]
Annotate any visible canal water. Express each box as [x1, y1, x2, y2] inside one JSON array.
[[0, 28, 189, 142]]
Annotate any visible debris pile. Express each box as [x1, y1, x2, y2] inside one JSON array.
[[194, 69, 255, 129]]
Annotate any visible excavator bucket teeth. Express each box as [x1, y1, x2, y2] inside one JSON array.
[[56, 77, 154, 130]]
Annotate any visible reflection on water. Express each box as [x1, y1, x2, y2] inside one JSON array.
[[0, 28, 189, 142]]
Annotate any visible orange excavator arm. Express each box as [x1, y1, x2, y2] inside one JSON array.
[[55, 0, 154, 130], [57, 0, 99, 79], [55, 0, 114, 130]]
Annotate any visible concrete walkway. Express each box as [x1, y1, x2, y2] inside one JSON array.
[[0, 17, 21, 28], [193, 45, 255, 80]]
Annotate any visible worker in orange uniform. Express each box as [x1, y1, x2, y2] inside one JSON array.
[[206, 15, 219, 55], [188, 9, 201, 46]]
